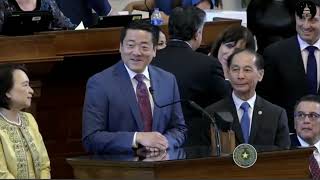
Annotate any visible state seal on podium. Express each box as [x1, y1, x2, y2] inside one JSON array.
[[233, 144, 257, 168]]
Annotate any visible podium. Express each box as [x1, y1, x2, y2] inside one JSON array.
[[67, 147, 312, 179]]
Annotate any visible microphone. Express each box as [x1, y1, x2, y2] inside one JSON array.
[[149, 87, 183, 108], [149, 87, 222, 156]]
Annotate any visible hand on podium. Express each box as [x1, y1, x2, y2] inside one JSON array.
[[136, 132, 169, 151], [136, 147, 169, 161]]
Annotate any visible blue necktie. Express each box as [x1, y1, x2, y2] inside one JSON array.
[[240, 102, 250, 143], [306, 46, 318, 94]]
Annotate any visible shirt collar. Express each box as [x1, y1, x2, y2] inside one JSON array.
[[124, 64, 150, 81], [232, 92, 257, 110], [170, 39, 193, 49], [297, 135, 320, 152], [297, 35, 320, 50]]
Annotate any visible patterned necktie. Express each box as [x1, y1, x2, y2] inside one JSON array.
[[240, 102, 250, 143], [309, 153, 320, 179], [306, 46, 318, 94], [134, 74, 152, 132]]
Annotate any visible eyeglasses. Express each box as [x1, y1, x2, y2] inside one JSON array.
[[294, 112, 320, 122]]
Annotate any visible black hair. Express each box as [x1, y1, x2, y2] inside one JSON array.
[[294, 94, 320, 112], [210, 25, 256, 58], [227, 48, 264, 70], [120, 20, 159, 47], [0, 64, 27, 109], [168, 6, 206, 41]]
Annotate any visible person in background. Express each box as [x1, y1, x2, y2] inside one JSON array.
[[0, 0, 76, 31], [291, 95, 320, 147], [0, 64, 50, 178], [55, 0, 112, 27], [291, 95, 320, 179], [206, 49, 290, 148], [210, 25, 256, 79], [82, 20, 187, 154], [258, 0, 320, 132], [152, 6, 229, 146], [247, 0, 297, 53], [124, 0, 216, 24], [157, 29, 167, 50]]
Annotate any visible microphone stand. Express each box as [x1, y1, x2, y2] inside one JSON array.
[[188, 101, 221, 157], [149, 87, 222, 156]]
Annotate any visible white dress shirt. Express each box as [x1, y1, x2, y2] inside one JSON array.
[[232, 92, 257, 134]]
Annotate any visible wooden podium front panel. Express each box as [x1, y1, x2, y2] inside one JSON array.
[[156, 148, 310, 179], [68, 148, 312, 179]]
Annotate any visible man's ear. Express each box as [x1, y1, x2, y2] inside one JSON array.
[[119, 43, 123, 53], [5, 92, 11, 99], [258, 69, 264, 82], [194, 30, 200, 41]]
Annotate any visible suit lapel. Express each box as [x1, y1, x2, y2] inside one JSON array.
[[292, 37, 306, 76], [149, 66, 160, 131], [290, 37, 309, 92], [113, 61, 143, 131], [249, 96, 263, 144], [292, 37, 315, 94]]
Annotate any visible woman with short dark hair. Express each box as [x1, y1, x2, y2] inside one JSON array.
[[0, 64, 50, 179], [210, 25, 255, 78]]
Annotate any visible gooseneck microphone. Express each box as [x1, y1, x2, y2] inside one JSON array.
[[149, 87, 222, 156], [149, 87, 183, 108]]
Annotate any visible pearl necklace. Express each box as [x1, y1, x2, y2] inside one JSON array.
[[0, 111, 21, 126]]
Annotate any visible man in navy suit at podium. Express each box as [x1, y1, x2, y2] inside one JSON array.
[[82, 20, 187, 154]]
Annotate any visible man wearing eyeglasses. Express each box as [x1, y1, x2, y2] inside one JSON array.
[[291, 94, 320, 147]]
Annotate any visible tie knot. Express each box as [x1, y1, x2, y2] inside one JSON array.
[[306, 46, 317, 54], [240, 102, 250, 111], [134, 74, 145, 83]]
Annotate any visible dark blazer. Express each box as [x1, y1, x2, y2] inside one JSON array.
[[82, 61, 187, 154], [290, 134, 301, 147], [55, 0, 111, 27], [205, 95, 290, 148], [257, 36, 320, 132], [152, 40, 230, 146]]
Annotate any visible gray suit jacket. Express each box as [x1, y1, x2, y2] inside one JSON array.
[[205, 95, 290, 148]]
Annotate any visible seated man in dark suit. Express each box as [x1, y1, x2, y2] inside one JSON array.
[[291, 95, 320, 147], [206, 49, 290, 148], [82, 20, 187, 154], [152, 6, 229, 146]]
